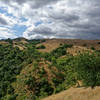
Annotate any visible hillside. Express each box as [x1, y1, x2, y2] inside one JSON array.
[[43, 87, 100, 100], [0, 38, 100, 100], [37, 39, 100, 52]]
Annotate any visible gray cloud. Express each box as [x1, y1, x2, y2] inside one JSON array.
[[1, 0, 59, 8], [49, 12, 80, 23], [25, 25, 55, 39], [29, 0, 59, 9], [15, 0, 28, 4], [0, 17, 8, 25], [33, 26, 54, 35]]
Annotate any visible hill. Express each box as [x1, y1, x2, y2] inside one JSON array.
[[0, 38, 100, 100]]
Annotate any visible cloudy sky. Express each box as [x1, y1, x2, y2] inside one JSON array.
[[0, 0, 100, 39]]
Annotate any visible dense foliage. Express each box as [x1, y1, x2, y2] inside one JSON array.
[[0, 44, 25, 100], [75, 53, 100, 88]]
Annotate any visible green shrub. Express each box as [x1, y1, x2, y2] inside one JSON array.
[[6, 38, 13, 44], [41, 39, 46, 42], [63, 44, 73, 48], [75, 53, 100, 88], [91, 46, 95, 50], [36, 45, 46, 49], [8, 94, 17, 100]]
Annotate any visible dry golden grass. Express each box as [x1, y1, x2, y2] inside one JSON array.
[[37, 39, 100, 53], [0, 41, 8, 44], [67, 46, 93, 56], [13, 45, 25, 50], [43, 87, 100, 100], [37, 39, 60, 52], [13, 39, 28, 50]]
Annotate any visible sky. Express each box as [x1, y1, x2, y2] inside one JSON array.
[[0, 0, 100, 40]]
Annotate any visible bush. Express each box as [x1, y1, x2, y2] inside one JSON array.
[[91, 46, 95, 50], [8, 94, 17, 100], [63, 44, 73, 48], [41, 39, 46, 42], [97, 42, 100, 44], [83, 44, 87, 47], [6, 38, 13, 44], [36, 45, 46, 49]]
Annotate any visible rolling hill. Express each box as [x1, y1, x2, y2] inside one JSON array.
[[0, 38, 100, 100]]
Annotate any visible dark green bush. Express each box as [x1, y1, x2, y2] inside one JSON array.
[[91, 46, 95, 50], [36, 45, 46, 49], [75, 53, 100, 88], [6, 38, 13, 44]]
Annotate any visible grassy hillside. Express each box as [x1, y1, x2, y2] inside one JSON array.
[[0, 38, 100, 100], [37, 39, 100, 52], [43, 87, 100, 100]]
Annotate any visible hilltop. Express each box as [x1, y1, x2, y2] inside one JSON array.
[[1, 38, 100, 51]]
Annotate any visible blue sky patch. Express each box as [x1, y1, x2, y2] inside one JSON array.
[[35, 21, 43, 26], [0, 7, 7, 14], [0, 7, 16, 18], [20, 17, 28, 22], [12, 24, 27, 37]]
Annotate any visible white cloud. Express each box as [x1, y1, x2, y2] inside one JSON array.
[[0, 13, 19, 26], [0, 27, 17, 39]]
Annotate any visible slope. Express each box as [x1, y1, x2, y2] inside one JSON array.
[[43, 87, 100, 100]]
